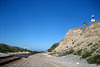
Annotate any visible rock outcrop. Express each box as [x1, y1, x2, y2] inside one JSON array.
[[52, 21, 100, 57]]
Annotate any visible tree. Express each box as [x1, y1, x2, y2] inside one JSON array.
[[86, 23, 88, 27], [83, 22, 85, 26]]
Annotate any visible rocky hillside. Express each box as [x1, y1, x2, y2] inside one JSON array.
[[49, 21, 100, 64]]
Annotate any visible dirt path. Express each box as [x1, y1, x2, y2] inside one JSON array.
[[0, 53, 65, 67]]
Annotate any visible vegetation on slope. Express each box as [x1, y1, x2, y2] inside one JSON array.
[[63, 48, 74, 56], [82, 51, 92, 58], [87, 55, 100, 65], [61, 43, 100, 65], [0, 43, 32, 53], [74, 49, 82, 56], [47, 43, 59, 52]]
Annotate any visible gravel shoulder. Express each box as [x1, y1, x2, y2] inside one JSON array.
[[42, 53, 100, 67], [0, 53, 9, 57], [1, 53, 100, 67], [1, 53, 64, 67]]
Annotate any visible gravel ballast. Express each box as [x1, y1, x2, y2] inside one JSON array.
[[1, 53, 100, 67]]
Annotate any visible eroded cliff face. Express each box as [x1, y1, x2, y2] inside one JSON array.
[[53, 21, 100, 56]]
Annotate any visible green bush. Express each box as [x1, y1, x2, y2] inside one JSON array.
[[82, 51, 92, 58], [82, 47, 97, 59], [88, 43, 93, 46], [87, 55, 100, 65], [47, 43, 59, 52], [90, 48, 97, 54], [77, 49, 82, 56], [63, 48, 74, 56], [74, 52, 77, 55]]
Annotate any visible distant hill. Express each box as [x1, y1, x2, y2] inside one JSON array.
[[47, 43, 59, 52], [48, 21, 100, 65], [0, 43, 32, 53]]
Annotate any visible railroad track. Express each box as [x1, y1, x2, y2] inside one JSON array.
[[0, 55, 22, 66], [0, 53, 39, 66]]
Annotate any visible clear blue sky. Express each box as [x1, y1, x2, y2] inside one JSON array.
[[0, 0, 100, 51]]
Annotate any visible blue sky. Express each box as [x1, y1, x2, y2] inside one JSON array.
[[0, 0, 100, 51]]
